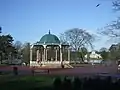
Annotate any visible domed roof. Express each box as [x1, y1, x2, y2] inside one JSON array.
[[39, 30, 60, 45]]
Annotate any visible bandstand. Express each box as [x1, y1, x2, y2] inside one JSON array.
[[30, 31, 71, 68]]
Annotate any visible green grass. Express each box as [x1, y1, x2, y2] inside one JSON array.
[[0, 76, 56, 90]]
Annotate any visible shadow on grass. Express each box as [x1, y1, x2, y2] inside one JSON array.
[[1, 75, 120, 90], [0, 81, 53, 90], [0, 76, 54, 90]]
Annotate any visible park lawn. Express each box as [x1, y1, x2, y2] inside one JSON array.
[[0, 75, 56, 90]]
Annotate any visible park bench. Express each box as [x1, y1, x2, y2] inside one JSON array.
[[32, 69, 49, 75]]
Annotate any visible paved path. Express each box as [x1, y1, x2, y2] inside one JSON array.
[[0, 65, 118, 76]]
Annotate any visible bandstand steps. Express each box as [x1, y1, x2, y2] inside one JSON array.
[[30, 62, 41, 67], [41, 64, 61, 68], [30, 61, 72, 68], [64, 64, 73, 68]]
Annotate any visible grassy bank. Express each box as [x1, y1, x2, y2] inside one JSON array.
[[0, 76, 55, 90]]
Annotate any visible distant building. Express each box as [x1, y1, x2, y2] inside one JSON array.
[[84, 51, 102, 59], [84, 51, 102, 63]]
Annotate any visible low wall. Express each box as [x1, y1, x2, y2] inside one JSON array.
[[30, 61, 70, 66]]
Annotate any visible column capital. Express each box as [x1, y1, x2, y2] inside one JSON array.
[[68, 47, 72, 50], [59, 45, 62, 48], [55, 46, 59, 50], [43, 45, 47, 48], [30, 45, 34, 49]]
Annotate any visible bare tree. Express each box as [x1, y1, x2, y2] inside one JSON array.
[[60, 28, 95, 62], [60, 28, 95, 51], [99, 47, 108, 52], [22, 42, 30, 65], [14, 41, 22, 50], [101, 18, 120, 38], [113, 0, 120, 11], [13, 41, 23, 59], [101, 0, 120, 41], [59, 33, 69, 45]]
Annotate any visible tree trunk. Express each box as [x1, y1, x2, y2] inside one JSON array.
[[0, 52, 3, 64], [80, 52, 84, 62], [0, 56, 2, 64]]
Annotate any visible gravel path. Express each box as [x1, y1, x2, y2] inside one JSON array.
[[0, 65, 118, 76]]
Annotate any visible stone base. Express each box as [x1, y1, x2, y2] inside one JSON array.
[[30, 61, 71, 68]]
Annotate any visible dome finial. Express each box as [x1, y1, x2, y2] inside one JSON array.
[[49, 30, 50, 34]]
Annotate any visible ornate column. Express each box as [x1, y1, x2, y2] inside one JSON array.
[[59, 45, 62, 62], [42, 53, 44, 61], [39, 52, 41, 61], [30, 45, 33, 62], [43, 45, 46, 62], [46, 48, 47, 61], [55, 48, 57, 61], [68, 48, 70, 61], [36, 49, 39, 62]]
